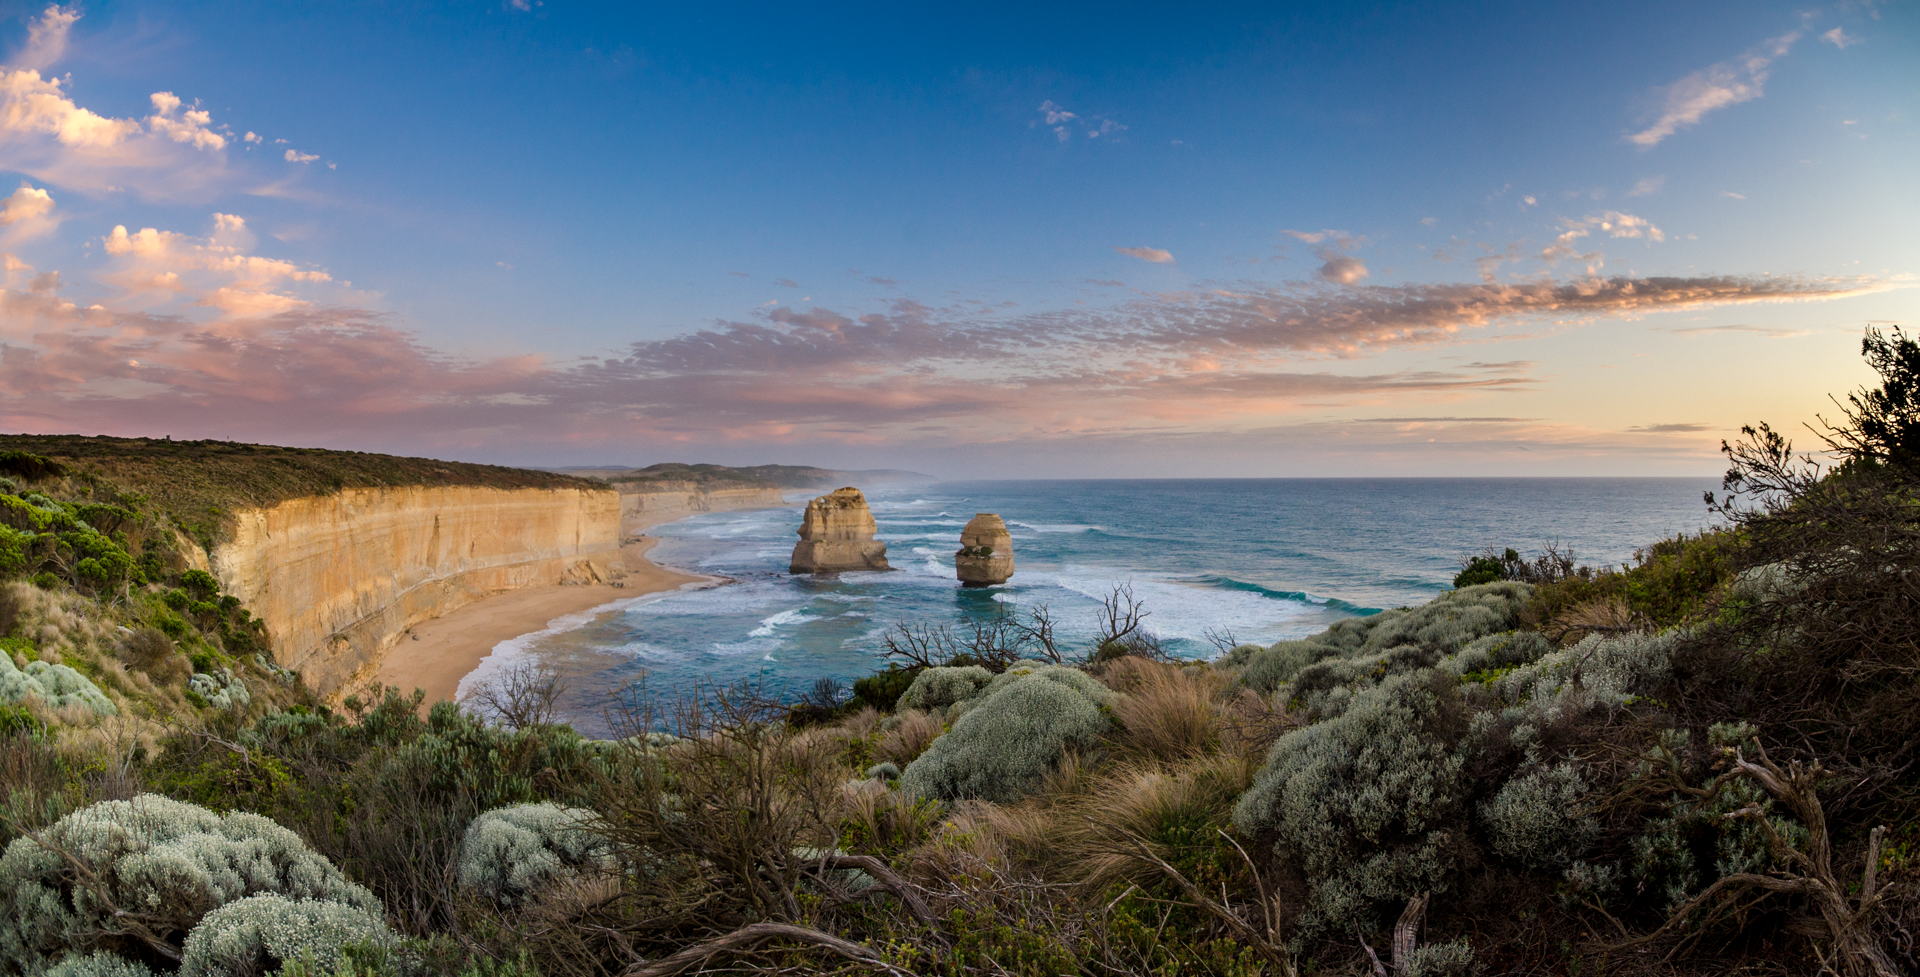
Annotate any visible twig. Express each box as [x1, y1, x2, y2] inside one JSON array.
[[618, 922, 914, 977]]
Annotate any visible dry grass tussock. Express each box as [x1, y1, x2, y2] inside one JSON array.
[[874, 707, 943, 766], [1102, 656, 1226, 760], [1057, 753, 1255, 892]]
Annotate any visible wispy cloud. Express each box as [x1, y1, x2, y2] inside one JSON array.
[[1627, 176, 1665, 197], [1629, 31, 1799, 147], [1821, 27, 1857, 49], [14, 4, 80, 72], [1033, 99, 1127, 142], [1628, 422, 1710, 433], [1113, 246, 1173, 264], [0, 266, 1885, 451], [1666, 322, 1809, 338]]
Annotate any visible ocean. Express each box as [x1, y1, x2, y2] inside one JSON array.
[[458, 478, 1721, 736]]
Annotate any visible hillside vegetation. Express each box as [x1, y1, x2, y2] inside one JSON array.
[[0, 435, 604, 552], [3, 329, 1919, 977]]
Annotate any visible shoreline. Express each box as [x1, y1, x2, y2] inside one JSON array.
[[372, 504, 786, 708]]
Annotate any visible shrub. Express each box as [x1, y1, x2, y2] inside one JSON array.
[[0, 794, 378, 972], [851, 665, 918, 711], [44, 952, 159, 977], [1479, 763, 1596, 869], [898, 666, 1118, 803], [900, 665, 992, 710], [187, 666, 250, 711], [179, 894, 394, 977], [0, 657, 116, 716], [458, 803, 618, 907], [1230, 583, 1533, 707], [1232, 670, 1471, 938], [865, 761, 901, 781], [1405, 938, 1477, 977]]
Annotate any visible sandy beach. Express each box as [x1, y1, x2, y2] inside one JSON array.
[[374, 510, 756, 708]]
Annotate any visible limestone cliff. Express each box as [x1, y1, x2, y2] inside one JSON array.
[[617, 479, 787, 528], [790, 487, 891, 573], [955, 513, 1015, 586], [210, 485, 621, 696]]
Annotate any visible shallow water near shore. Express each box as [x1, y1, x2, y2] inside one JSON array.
[[483, 478, 1719, 736]]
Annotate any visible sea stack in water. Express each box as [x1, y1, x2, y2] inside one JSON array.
[[790, 487, 891, 573], [954, 513, 1015, 586]]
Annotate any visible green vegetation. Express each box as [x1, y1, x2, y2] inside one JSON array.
[[0, 434, 605, 551], [4, 328, 1920, 975]]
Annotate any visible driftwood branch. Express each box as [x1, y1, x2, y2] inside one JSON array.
[[1391, 892, 1430, 975], [811, 854, 937, 926], [618, 922, 912, 977]]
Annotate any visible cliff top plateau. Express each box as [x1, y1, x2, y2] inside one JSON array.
[[0, 434, 605, 549], [552, 462, 932, 489]]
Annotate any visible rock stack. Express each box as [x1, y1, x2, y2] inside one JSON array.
[[954, 513, 1015, 586], [789, 487, 891, 573]]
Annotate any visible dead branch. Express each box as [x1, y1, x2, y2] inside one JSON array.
[[618, 922, 913, 977]]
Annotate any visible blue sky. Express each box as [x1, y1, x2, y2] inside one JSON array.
[[0, 0, 1913, 475]]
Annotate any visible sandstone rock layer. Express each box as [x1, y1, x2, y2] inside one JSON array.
[[955, 513, 1015, 586], [789, 487, 890, 573], [210, 485, 621, 696], [618, 481, 787, 527]]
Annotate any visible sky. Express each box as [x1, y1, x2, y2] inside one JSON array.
[[0, 0, 1913, 477]]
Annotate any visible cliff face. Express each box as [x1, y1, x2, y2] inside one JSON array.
[[210, 485, 621, 696], [790, 487, 891, 573], [619, 480, 787, 526]]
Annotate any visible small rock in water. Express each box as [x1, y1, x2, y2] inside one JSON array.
[[955, 513, 1015, 586], [790, 487, 892, 573]]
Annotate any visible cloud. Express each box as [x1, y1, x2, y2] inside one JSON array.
[[1666, 323, 1808, 338], [1315, 255, 1368, 284], [148, 93, 226, 150], [1629, 31, 1799, 147], [0, 183, 57, 242], [1627, 176, 1665, 197], [1628, 422, 1711, 433], [1822, 27, 1857, 48], [283, 149, 319, 163], [1722, 191, 1745, 199], [243, 131, 261, 144], [866, 276, 898, 286], [1113, 246, 1173, 264], [773, 278, 799, 288], [13, 4, 80, 72], [1034, 99, 1125, 144], [0, 66, 233, 198]]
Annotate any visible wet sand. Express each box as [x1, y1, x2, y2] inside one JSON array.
[[373, 510, 757, 708]]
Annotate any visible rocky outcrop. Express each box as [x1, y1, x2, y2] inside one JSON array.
[[789, 487, 890, 573], [210, 485, 621, 696], [617, 480, 787, 529], [955, 513, 1015, 586]]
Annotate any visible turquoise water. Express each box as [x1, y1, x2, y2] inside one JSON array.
[[460, 478, 1719, 735]]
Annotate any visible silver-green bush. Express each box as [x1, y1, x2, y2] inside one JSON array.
[[44, 952, 159, 977], [1232, 671, 1470, 938], [0, 794, 378, 973], [1230, 582, 1535, 713], [179, 894, 393, 977], [898, 666, 1118, 803], [899, 665, 992, 710], [0, 657, 116, 715], [458, 803, 618, 907], [1405, 938, 1477, 977], [1480, 764, 1596, 868], [187, 666, 250, 711]]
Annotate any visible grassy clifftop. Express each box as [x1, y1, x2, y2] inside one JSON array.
[[561, 461, 931, 489], [0, 435, 606, 550]]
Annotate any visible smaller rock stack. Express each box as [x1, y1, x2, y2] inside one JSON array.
[[954, 513, 1015, 586], [789, 487, 892, 573]]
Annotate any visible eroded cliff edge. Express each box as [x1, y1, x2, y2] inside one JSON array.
[[209, 484, 621, 696]]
